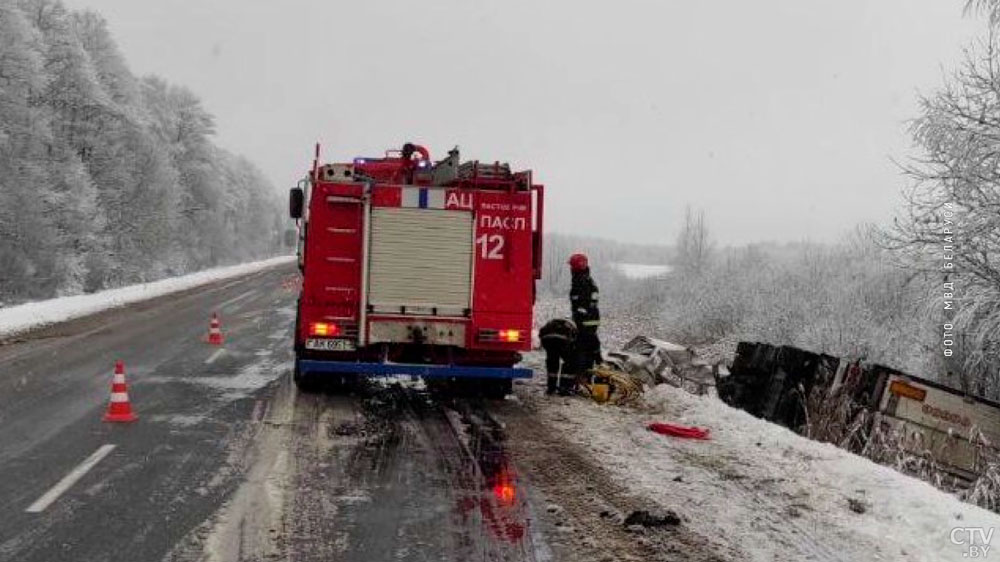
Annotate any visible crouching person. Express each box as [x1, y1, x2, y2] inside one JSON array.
[[539, 318, 578, 395]]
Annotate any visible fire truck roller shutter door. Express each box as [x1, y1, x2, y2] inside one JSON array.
[[368, 207, 473, 314]]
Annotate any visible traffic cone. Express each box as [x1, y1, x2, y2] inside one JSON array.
[[206, 313, 224, 345], [103, 360, 138, 423]]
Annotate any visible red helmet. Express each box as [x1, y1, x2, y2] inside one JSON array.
[[568, 253, 589, 272]]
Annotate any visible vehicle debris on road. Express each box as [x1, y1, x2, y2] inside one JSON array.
[[604, 336, 716, 395], [622, 509, 682, 528], [565, 335, 714, 405]]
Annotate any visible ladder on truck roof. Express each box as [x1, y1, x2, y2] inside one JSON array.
[[457, 160, 513, 181]]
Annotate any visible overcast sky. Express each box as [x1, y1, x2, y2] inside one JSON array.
[[63, 0, 983, 245]]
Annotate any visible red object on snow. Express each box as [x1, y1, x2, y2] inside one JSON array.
[[647, 422, 711, 440]]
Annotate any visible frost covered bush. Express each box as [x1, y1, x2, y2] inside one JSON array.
[[964, 460, 1000, 512], [657, 230, 940, 380], [802, 379, 870, 450], [959, 430, 1000, 511], [863, 421, 955, 490], [803, 380, 960, 492], [538, 229, 940, 382], [538, 233, 670, 348]]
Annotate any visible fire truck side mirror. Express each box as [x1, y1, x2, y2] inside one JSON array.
[[289, 187, 304, 219]]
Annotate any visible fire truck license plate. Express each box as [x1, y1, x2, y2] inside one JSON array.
[[305, 338, 356, 351]]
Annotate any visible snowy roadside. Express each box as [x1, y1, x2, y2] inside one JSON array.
[[0, 255, 295, 339], [518, 382, 1000, 562]]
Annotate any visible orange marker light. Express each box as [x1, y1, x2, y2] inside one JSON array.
[[889, 380, 927, 402], [499, 330, 521, 343], [309, 322, 340, 337]]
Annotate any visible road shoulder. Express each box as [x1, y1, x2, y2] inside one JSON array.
[[494, 380, 734, 562]]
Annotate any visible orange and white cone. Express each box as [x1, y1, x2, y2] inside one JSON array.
[[206, 313, 224, 345], [103, 360, 138, 423]]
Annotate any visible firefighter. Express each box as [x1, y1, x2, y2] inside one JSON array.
[[539, 318, 578, 395], [568, 253, 602, 372]]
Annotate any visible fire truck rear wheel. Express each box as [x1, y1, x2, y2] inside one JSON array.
[[485, 379, 513, 400], [293, 360, 321, 393], [293, 375, 320, 393], [327, 373, 359, 392], [293, 366, 357, 393]]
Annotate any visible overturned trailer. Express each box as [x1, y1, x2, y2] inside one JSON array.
[[718, 342, 1000, 480]]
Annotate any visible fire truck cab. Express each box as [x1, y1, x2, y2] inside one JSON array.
[[288, 143, 544, 397]]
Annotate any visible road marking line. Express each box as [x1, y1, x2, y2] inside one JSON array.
[[219, 289, 258, 309], [205, 349, 226, 365], [26, 444, 116, 513]]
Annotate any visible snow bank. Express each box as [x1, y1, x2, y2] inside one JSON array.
[[0, 256, 295, 339], [536, 383, 1000, 561], [613, 262, 671, 279]]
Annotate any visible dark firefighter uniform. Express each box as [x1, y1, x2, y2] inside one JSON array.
[[568, 253, 602, 373], [539, 318, 578, 395]]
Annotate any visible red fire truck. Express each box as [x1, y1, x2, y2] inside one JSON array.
[[288, 143, 544, 397]]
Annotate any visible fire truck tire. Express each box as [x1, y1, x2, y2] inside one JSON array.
[[328, 373, 359, 392], [293, 360, 321, 393], [293, 350, 359, 393], [485, 379, 513, 400], [426, 378, 510, 398]]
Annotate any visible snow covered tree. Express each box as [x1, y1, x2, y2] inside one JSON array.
[[0, 0, 283, 304], [882, 22, 1000, 396], [0, 0, 62, 300], [672, 205, 713, 277], [968, 0, 1000, 25]]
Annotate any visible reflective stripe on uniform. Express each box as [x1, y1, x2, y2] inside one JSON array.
[[581, 320, 600, 327], [540, 334, 573, 342]]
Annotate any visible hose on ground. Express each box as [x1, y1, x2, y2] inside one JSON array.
[[579, 365, 645, 405]]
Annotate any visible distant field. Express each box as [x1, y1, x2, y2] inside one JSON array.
[[613, 263, 671, 279]]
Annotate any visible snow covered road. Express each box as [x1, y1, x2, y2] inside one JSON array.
[[2, 260, 994, 561], [0, 261, 562, 561]]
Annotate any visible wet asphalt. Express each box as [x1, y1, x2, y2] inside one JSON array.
[[0, 263, 545, 562], [263, 381, 541, 562], [0, 264, 299, 562]]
